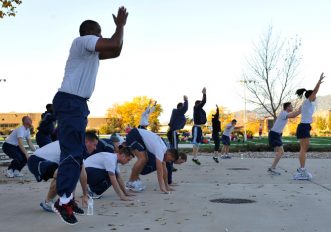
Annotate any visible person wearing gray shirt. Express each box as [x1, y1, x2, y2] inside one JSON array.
[[267, 102, 301, 175]]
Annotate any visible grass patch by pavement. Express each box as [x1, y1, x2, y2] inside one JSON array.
[[178, 136, 331, 153]]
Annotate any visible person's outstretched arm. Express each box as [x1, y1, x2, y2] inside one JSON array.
[[109, 173, 132, 201], [79, 165, 88, 207], [97, 6, 129, 60], [27, 138, 36, 152], [309, 72, 325, 101], [288, 106, 302, 118], [215, 104, 219, 118], [178, 95, 188, 114], [198, 87, 207, 107], [156, 159, 167, 193], [149, 101, 157, 114], [117, 174, 135, 197], [18, 138, 29, 159]]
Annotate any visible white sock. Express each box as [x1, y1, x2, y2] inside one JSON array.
[[59, 193, 73, 205]]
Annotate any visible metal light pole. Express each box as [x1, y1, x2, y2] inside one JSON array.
[[239, 79, 256, 142], [243, 84, 247, 142], [239, 80, 247, 142]]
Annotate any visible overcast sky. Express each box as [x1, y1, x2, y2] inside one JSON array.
[[0, 0, 330, 122]]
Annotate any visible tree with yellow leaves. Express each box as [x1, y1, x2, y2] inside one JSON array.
[[0, 0, 22, 18], [105, 96, 162, 133]]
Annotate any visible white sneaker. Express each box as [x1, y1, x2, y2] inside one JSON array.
[[293, 168, 312, 180], [6, 169, 14, 178], [13, 170, 24, 177], [126, 180, 144, 192], [135, 179, 146, 190], [40, 200, 54, 212]]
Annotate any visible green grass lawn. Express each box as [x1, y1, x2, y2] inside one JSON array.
[[244, 136, 331, 147], [176, 136, 331, 152]]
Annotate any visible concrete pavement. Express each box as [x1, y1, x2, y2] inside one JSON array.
[[0, 154, 331, 232]]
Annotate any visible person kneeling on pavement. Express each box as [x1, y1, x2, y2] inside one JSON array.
[[125, 128, 179, 193], [84, 146, 135, 200]]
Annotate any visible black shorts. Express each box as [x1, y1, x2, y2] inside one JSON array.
[[126, 128, 146, 151], [221, 135, 230, 145], [268, 131, 283, 148], [296, 123, 311, 139]]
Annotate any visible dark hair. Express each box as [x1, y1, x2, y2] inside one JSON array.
[[46, 104, 53, 111], [178, 152, 187, 161], [283, 102, 291, 110], [177, 103, 183, 109], [119, 146, 134, 158], [79, 20, 100, 36], [195, 100, 201, 106], [85, 131, 99, 141], [296, 88, 313, 99], [232, 119, 237, 123], [167, 148, 179, 161]]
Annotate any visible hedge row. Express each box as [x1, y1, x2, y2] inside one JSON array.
[[179, 144, 331, 153]]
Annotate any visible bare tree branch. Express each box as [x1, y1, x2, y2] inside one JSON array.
[[242, 26, 301, 120]]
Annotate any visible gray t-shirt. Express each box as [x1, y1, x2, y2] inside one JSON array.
[[5, 126, 30, 146], [301, 99, 315, 124], [137, 129, 167, 162], [84, 152, 120, 174], [33, 141, 61, 164], [271, 111, 289, 134], [223, 123, 234, 137], [58, 35, 100, 98]]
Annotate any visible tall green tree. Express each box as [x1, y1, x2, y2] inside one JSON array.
[[0, 0, 22, 18]]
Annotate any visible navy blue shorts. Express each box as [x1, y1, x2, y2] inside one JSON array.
[[27, 155, 58, 182], [85, 167, 112, 195], [296, 123, 311, 139], [192, 126, 202, 144], [221, 135, 230, 145], [141, 151, 157, 175], [126, 128, 146, 152], [268, 131, 283, 148]]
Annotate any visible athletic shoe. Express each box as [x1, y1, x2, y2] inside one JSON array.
[[72, 200, 84, 215], [13, 170, 24, 177], [221, 155, 231, 159], [293, 168, 312, 180], [88, 187, 102, 199], [126, 181, 144, 192], [52, 199, 78, 225], [213, 157, 219, 163], [6, 169, 14, 178], [40, 201, 54, 213], [267, 168, 281, 176], [136, 179, 145, 188], [192, 158, 201, 165]]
